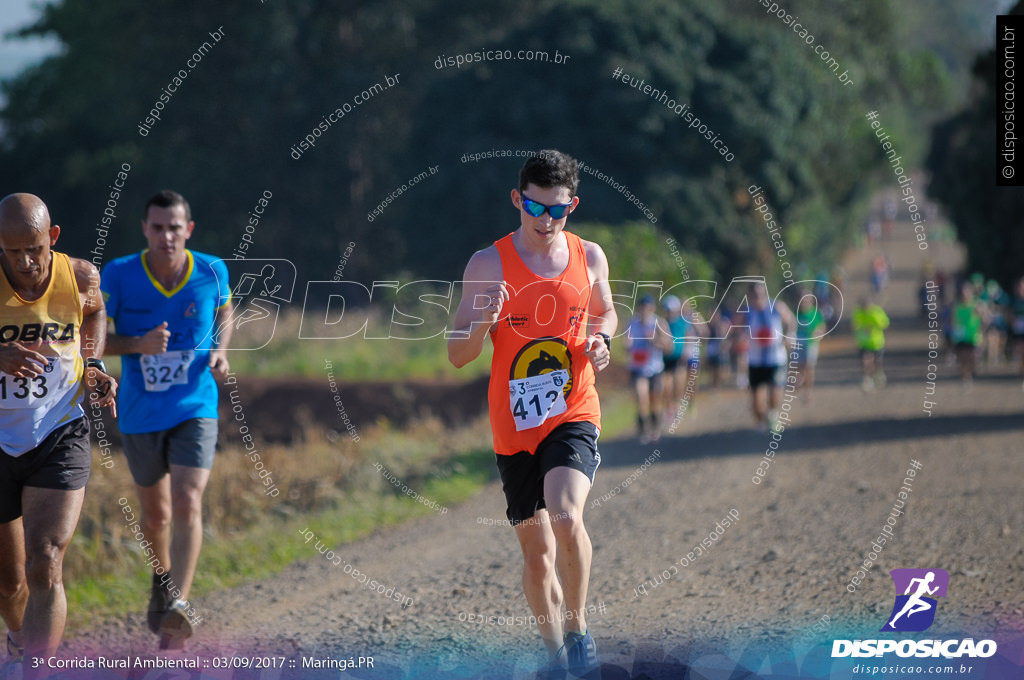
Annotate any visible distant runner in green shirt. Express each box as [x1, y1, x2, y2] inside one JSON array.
[[852, 297, 889, 391], [951, 280, 986, 387], [795, 293, 825, 399], [1009, 276, 1024, 391]]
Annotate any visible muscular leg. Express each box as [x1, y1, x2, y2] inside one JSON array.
[[0, 518, 27, 647], [688, 362, 699, 402], [862, 351, 875, 379], [649, 376, 662, 421], [514, 513, 563, 659], [136, 475, 172, 577], [544, 467, 593, 635], [661, 368, 677, 425], [168, 465, 211, 601], [661, 369, 675, 408], [751, 384, 766, 424], [795, 360, 807, 389], [633, 377, 650, 418], [20, 486, 85, 666], [956, 347, 970, 380]]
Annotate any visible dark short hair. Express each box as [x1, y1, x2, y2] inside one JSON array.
[[144, 189, 191, 223], [519, 149, 579, 197]]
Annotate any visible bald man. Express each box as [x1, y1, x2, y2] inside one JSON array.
[[0, 193, 117, 676]]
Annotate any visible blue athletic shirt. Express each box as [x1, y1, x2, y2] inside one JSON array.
[[101, 250, 231, 433], [665, 316, 697, 361]]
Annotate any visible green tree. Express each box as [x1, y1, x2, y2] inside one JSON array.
[[928, 1, 1024, 288], [0, 0, 965, 289], [397, 0, 952, 284], [0, 0, 464, 280]]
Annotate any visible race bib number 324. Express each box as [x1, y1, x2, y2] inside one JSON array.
[[509, 370, 568, 431], [142, 350, 194, 392]]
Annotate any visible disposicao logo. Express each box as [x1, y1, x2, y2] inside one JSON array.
[[881, 568, 948, 632], [832, 568, 998, 659]]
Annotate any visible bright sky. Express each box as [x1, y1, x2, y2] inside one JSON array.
[[0, 0, 60, 81], [0, 1, 1014, 98]]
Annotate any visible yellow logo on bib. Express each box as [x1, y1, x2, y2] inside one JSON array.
[[510, 337, 573, 397]]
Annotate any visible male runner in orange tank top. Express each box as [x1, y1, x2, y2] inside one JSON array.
[[449, 150, 616, 679]]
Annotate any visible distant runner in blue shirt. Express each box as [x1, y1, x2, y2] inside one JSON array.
[[658, 295, 705, 427], [625, 295, 664, 442], [101, 190, 233, 650]]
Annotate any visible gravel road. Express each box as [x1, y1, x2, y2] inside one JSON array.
[[63, 229, 1023, 679]]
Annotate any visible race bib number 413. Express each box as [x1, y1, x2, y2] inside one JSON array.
[[509, 370, 568, 431]]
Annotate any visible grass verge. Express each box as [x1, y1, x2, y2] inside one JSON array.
[[64, 416, 496, 632]]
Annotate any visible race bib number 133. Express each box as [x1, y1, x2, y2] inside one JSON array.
[[0, 358, 60, 409]]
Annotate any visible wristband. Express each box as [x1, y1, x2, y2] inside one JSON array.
[[85, 357, 107, 373], [595, 332, 611, 350]]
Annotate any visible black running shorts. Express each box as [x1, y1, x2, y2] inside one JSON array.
[[495, 421, 601, 526], [0, 417, 91, 523]]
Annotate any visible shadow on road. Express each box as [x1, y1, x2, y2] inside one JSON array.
[[598, 411, 1024, 470]]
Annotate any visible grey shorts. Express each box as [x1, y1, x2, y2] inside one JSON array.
[[121, 418, 218, 487], [795, 341, 820, 367]]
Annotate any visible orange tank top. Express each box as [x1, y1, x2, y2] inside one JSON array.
[[488, 231, 601, 455]]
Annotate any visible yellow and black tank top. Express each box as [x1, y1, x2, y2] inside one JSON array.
[[0, 251, 85, 455]]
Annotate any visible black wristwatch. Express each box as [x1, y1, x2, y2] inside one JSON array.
[[85, 358, 108, 373], [595, 332, 611, 350]]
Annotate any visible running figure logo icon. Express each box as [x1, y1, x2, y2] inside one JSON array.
[[880, 568, 949, 632], [198, 259, 296, 350]]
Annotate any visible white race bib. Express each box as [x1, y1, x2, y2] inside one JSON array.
[[509, 370, 568, 431], [0, 358, 62, 410], [141, 350, 194, 392]]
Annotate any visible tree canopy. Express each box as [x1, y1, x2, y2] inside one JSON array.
[[0, 0, 989, 289], [927, 0, 1024, 289]]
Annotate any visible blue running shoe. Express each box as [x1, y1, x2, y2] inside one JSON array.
[[564, 629, 598, 677], [535, 645, 567, 680], [2, 635, 23, 680], [4, 635, 21, 662]]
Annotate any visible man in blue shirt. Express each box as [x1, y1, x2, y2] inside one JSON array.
[[101, 190, 233, 649]]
